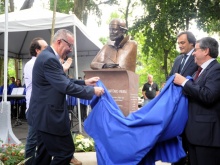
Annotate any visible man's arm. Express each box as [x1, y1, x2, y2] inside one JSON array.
[[142, 84, 147, 99], [142, 91, 147, 99], [155, 83, 160, 96]]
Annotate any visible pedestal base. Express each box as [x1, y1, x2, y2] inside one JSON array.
[[0, 101, 21, 145], [84, 69, 139, 116]]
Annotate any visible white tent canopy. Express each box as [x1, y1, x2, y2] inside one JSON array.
[[0, 7, 103, 77], [0, 8, 103, 136]]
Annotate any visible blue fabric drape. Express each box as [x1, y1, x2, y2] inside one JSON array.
[[84, 75, 188, 165]]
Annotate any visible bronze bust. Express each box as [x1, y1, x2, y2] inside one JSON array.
[[90, 18, 137, 72]]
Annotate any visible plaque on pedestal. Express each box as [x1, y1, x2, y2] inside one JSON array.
[[84, 69, 139, 116]]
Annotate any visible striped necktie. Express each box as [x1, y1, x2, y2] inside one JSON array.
[[178, 54, 188, 73]]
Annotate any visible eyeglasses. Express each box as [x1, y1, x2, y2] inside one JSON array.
[[61, 39, 73, 49], [194, 48, 203, 52]]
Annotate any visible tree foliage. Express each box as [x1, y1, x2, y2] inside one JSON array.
[[49, 0, 118, 26], [1, 0, 220, 88], [50, 0, 74, 14], [196, 0, 220, 34], [131, 0, 220, 89]]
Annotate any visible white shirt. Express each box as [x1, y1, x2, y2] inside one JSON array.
[[181, 48, 194, 68], [182, 58, 216, 86], [24, 56, 36, 110], [200, 58, 215, 75]]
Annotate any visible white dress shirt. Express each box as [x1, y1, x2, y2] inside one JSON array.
[[24, 56, 36, 110]]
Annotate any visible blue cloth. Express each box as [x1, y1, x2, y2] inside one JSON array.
[[84, 75, 188, 165], [80, 98, 91, 105]]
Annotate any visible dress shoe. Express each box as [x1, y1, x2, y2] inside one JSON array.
[[70, 157, 82, 165]]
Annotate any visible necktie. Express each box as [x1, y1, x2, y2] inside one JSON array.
[[194, 66, 202, 80], [178, 54, 187, 73]]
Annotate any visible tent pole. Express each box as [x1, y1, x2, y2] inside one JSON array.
[[73, 23, 82, 133], [3, 0, 9, 102], [0, 0, 20, 145]]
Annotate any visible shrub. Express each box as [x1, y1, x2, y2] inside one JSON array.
[[73, 134, 95, 152]]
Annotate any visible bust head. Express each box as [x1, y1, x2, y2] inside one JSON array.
[[109, 18, 127, 41]]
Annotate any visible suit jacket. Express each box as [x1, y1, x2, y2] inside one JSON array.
[[27, 46, 95, 136], [168, 52, 198, 78], [184, 60, 220, 147]]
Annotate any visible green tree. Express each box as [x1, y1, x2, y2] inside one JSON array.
[[131, 0, 197, 87], [196, 0, 220, 34], [50, 0, 120, 25]]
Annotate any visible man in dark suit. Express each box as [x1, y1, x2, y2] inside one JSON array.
[[168, 31, 198, 165], [174, 37, 220, 165], [168, 31, 198, 78], [27, 29, 104, 165]]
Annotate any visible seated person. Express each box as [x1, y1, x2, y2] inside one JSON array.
[[90, 18, 137, 72]]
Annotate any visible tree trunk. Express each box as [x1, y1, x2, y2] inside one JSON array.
[[20, 0, 34, 10], [74, 0, 86, 21], [163, 49, 169, 78], [9, 0, 14, 12], [51, 0, 57, 44]]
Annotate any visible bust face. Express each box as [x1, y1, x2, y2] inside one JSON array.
[[109, 20, 124, 41]]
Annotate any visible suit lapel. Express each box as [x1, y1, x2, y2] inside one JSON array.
[[175, 55, 183, 73], [47, 46, 56, 55], [181, 54, 194, 74], [195, 60, 217, 83]]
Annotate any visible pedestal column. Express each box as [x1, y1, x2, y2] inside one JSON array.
[[84, 69, 139, 116]]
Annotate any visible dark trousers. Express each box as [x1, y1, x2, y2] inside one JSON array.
[[80, 104, 87, 121], [34, 130, 74, 165], [25, 125, 37, 165], [188, 143, 220, 165]]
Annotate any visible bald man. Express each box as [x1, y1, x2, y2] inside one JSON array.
[[90, 18, 137, 72]]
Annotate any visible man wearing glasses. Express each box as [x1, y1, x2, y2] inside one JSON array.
[[27, 29, 104, 165], [174, 37, 220, 165]]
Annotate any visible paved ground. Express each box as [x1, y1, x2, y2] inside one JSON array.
[[12, 119, 170, 165]]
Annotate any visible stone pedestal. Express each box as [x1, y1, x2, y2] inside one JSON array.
[[84, 69, 139, 116], [0, 101, 21, 145]]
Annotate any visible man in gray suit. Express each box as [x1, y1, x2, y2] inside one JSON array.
[[174, 37, 220, 165], [27, 29, 104, 165]]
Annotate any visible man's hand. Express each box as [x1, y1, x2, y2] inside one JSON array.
[[94, 87, 105, 97], [102, 63, 119, 68], [62, 58, 73, 72], [85, 77, 100, 86], [173, 73, 187, 85]]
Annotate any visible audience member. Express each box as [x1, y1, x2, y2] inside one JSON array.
[[15, 79, 22, 87], [23, 37, 48, 165], [142, 74, 159, 105]]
